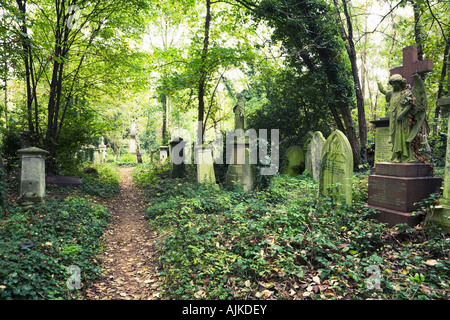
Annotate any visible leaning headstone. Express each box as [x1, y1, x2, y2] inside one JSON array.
[[309, 131, 326, 180], [319, 130, 353, 205], [282, 145, 304, 177], [18, 147, 49, 209], [195, 144, 216, 185]]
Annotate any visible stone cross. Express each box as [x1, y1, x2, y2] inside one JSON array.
[[390, 45, 433, 87]]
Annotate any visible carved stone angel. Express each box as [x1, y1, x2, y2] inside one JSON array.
[[386, 73, 427, 163]]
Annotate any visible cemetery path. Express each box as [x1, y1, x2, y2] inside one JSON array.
[[83, 167, 163, 300]]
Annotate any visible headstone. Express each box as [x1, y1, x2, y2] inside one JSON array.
[[18, 147, 49, 208], [46, 176, 83, 187], [159, 146, 169, 163], [282, 146, 304, 177], [319, 130, 353, 205], [309, 131, 326, 180], [370, 118, 391, 164], [169, 137, 186, 178], [195, 144, 216, 185], [434, 64, 450, 233], [390, 45, 433, 87], [99, 137, 107, 163], [225, 95, 255, 192], [303, 132, 314, 177]]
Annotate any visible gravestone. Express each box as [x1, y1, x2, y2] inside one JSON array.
[[195, 144, 216, 185], [303, 132, 314, 177], [46, 176, 83, 187], [370, 118, 391, 164], [319, 130, 353, 205], [282, 145, 304, 177], [159, 146, 169, 163], [18, 147, 49, 209], [310, 131, 326, 180], [99, 137, 107, 163], [433, 64, 450, 233], [169, 137, 186, 178], [225, 95, 255, 192]]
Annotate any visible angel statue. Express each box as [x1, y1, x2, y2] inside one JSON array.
[[383, 73, 427, 163]]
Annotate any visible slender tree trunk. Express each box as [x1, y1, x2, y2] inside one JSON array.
[[198, 0, 211, 142], [336, 0, 366, 161], [434, 33, 450, 135]]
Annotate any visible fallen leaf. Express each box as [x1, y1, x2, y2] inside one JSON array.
[[424, 259, 438, 267]]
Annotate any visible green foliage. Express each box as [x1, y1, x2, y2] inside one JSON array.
[[142, 171, 449, 300], [79, 163, 120, 198], [0, 197, 110, 299], [0, 127, 21, 171]]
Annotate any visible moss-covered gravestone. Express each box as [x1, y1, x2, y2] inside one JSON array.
[[319, 130, 353, 205], [282, 145, 304, 177], [195, 145, 217, 186], [309, 131, 326, 180]]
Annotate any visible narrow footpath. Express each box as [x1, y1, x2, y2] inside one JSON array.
[[83, 167, 162, 300]]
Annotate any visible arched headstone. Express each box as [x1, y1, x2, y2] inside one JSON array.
[[319, 130, 353, 205]]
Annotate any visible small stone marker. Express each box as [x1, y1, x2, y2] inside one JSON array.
[[319, 130, 353, 205], [159, 146, 169, 163], [195, 145, 216, 185], [390, 45, 433, 87], [282, 145, 304, 177], [18, 147, 49, 208], [99, 137, 107, 163], [309, 131, 326, 180]]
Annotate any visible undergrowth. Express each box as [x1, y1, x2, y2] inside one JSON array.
[[136, 170, 450, 300]]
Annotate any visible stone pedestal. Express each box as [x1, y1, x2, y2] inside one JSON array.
[[367, 162, 442, 227], [195, 145, 216, 185], [159, 146, 169, 163], [18, 147, 49, 208]]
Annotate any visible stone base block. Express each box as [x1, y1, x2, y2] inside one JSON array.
[[431, 199, 450, 233], [368, 175, 442, 212], [366, 204, 425, 227]]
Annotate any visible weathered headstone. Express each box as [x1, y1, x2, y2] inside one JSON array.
[[195, 144, 216, 185], [434, 64, 450, 233], [18, 147, 49, 208], [159, 146, 169, 163], [319, 130, 353, 205], [282, 145, 305, 177], [169, 137, 186, 178], [303, 132, 314, 177], [225, 95, 255, 192], [370, 118, 391, 164], [99, 137, 107, 163], [309, 131, 326, 180]]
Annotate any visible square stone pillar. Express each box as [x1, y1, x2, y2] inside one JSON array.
[[18, 147, 49, 208]]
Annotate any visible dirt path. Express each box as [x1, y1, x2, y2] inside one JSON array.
[[83, 167, 162, 300]]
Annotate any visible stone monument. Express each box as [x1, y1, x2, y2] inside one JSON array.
[[309, 131, 326, 180], [195, 144, 216, 185], [18, 147, 49, 209], [169, 137, 186, 178], [99, 137, 107, 163], [367, 50, 442, 227], [433, 64, 450, 233], [319, 130, 353, 205], [159, 146, 169, 163], [225, 94, 255, 192], [282, 145, 304, 177]]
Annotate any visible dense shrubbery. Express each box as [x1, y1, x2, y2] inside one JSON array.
[[135, 169, 449, 300], [79, 163, 120, 198], [0, 197, 110, 299]]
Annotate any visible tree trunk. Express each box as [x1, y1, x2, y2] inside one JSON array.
[[198, 0, 211, 143], [433, 33, 450, 135], [336, 0, 367, 162]]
